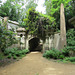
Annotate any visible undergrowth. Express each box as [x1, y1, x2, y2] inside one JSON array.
[[4, 47, 29, 59], [43, 48, 75, 63]]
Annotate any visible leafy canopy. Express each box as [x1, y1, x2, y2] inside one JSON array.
[[23, 8, 56, 40], [44, 0, 74, 30]]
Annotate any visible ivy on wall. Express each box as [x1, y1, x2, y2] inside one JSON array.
[[0, 22, 17, 51], [22, 8, 56, 40]]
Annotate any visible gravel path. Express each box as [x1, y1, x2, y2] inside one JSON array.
[[0, 52, 75, 75]]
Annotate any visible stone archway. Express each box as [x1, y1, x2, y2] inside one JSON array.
[[29, 37, 42, 52]]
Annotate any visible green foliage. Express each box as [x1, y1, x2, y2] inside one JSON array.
[[61, 29, 75, 53], [66, 29, 75, 49], [4, 48, 29, 59], [43, 47, 75, 62], [7, 54, 12, 59], [0, 0, 38, 22], [0, 22, 17, 51], [4, 47, 18, 55], [25, 0, 37, 12], [0, 52, 5, 60], [43, 28, 75, 61], [58, 55, 65, 59], [43, 48, 65, 59], [64, 57, 75, 62], [61, 47, 69, 56], [51, 0, 71, 15], [44, 0, 75, 30], [60, 29, 75, 57], [13, 55, 17, 59], [0, 0, 24, 21], [23, 8, 56, 40]]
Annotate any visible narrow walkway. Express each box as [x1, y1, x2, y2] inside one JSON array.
[[0, 52, 75, 75]]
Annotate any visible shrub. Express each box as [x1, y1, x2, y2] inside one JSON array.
[[4, 47, 18, 55], [58, 55, 65, 59], [4, 48, 29, 59], [0, 52, 5, 60], [7, 54, 12, 59], [43, 50, 54, 58], [64, 57, 75, 62], [13, 55, 17, 59], [66, 29, 75, 52], [61, 47, 69, 56], [43, 48, 62, 59], [4, 49, 10, 55], [22, 49, 29, 54], [67, 29, 75, 46]]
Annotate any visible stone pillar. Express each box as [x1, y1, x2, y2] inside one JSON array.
[[4, 17, 8, 29], [17, 36, 21, 49], [60, 3, 67, 49], [42, 41, 45, 53], [25, 35, 29, 49]]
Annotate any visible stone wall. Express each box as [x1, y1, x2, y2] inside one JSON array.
[[8, 22, 19, 32], [53, 33, 61, 50], [0, 16, 19, 31], [43, 33, 60, 52], [0, 16, 61, 52]]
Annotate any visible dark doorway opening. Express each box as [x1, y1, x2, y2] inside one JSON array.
[[29, 37, 42, 52]]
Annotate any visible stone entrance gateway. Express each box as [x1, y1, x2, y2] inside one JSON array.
[[0, 3, 67, 53], [29, 37, 42, 52], [16, 29, 61, 53]]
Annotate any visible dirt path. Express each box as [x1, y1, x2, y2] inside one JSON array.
[[0, 52, 75, 75]]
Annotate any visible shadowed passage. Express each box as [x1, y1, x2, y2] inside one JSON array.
[[29, 37, 42, 52]]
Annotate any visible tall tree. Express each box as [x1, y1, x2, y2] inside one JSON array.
[[19, 0, 38, 26], [0, 0, 24, 21], [0, 0, 38, 22], [25, 0, 37, 11], [44, 0, 74, 30]]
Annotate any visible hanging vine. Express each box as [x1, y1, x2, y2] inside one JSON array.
[[23, 8, 56, 40]]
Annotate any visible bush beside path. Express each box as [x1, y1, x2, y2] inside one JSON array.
[[0, 52, 75, 75]]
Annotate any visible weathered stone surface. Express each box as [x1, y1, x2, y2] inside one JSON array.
[[60, 3, 67, 49], [54, 33, 61, 50]]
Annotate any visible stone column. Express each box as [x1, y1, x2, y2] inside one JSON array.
[[60, 3, 67, 49], [25, 35, 29, 49], [42, 41, 45, 53]]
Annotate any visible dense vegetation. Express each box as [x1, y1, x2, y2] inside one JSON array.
[[43, 28, 75, 63], [42, 0, 75, 63], [0, 21, 17, 52], [0, 0, 38, 22], [44, 0, 75, 30], [22, 8, 56, 40], [4, 48, 29, 59], [0, 0, 75, 63], [0, 21, 29, 61]]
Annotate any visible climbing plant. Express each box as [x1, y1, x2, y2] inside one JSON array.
[[0, 21, 17, 51], [44, 0, 74, 30], [66, 28, 75, 51], [23, 8, 56, 40]]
